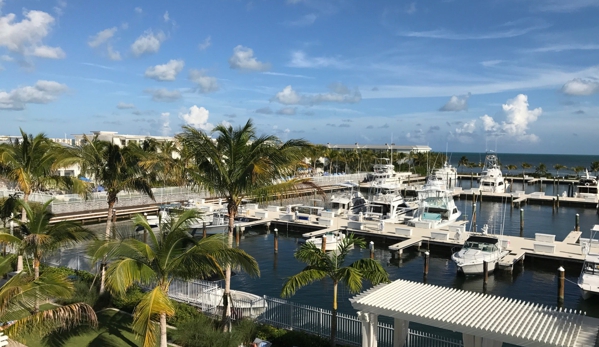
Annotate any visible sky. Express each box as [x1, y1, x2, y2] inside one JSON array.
[[1, 0, 599, 154]]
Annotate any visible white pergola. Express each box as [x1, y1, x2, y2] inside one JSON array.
[[350, 279, 599, 347]]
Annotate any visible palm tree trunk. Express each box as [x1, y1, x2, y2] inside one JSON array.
[[100, 199, 116, 295], [21, 192, 30, 222], [34, 258, 40, 313], [222, 204, 236, 332], [160, 312, 168, 347], [330, 281, 338, 347]]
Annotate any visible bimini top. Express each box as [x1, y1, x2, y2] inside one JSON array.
[[350, 279, 599, 347], [465, 235, 499, 244]]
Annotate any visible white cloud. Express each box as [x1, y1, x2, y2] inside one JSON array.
[[0, 10, 65, 59], [180, 105, 213, 130], [561, 78, 599, 96], [189, 69, 219, 93], [528, 43, 599, 53], [198, 36, 211, 50], [134, 7, 143, 14], [0, 80, 68, 110], [116, 102, 135, 109], [256, 107, 273, 114], [131, 30, 166, 56], [163, 11, 170, 22], [161, 112, 171, 136], [263, 71, 312, 78], [480, 60, 502, 67], [228, 45, 270, 71], [271, 85, 361, 105], [480, 94, 542, 142], [533, 0, 599, 12], [276, 107, 297, 115], [287, 0, 305, 3], [452, 120, 478, 143], [88, 27, 122, 60], [144, 59, 184, 81], [287, 13, 317, 26], [399, 22, 547, 40], [406, 2, 417, 14], [144, 88, 181, 102], [288, 50, 347, 69], [88, 27, 117, 48], [0, 55, 13, 61], [440, 93, 471, 111]]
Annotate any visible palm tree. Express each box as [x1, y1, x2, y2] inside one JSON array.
[[177, 119, 309, 329], [0, 129, 88, 222], [535, 163, 547, 177], [505, 164, 518, 176], [572, 165, 586, 177], [93, 210, 259, 347], [590, 161, 599, 176], [458, 156, 469, 168], [138, 140, 188, 187], [76, 136, 155, 294], [281, 234, 390, 347], [0, 266, 97, 340], [553, 164, 567, 178], [521, 162, 532, 177]]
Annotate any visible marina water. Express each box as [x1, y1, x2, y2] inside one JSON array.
[[231, 202, 599, 320]]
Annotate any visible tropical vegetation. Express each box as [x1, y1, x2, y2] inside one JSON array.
[[281, 234, 390, 347]]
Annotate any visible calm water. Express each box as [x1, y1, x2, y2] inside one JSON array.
[[231, 200, 599, 319], [449, 152, 599, 175]]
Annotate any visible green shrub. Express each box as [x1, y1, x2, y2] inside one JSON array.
[[57, 280, 99, 308], [256, 324, 335, 347], [171, 312, 258, 347], [111, 285, 145, 313], [167, 301, 203, 327]]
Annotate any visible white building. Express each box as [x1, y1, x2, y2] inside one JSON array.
[[73, 131, 176, 147]]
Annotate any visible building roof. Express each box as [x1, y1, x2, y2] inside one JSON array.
[[350, 279, 599, 347]]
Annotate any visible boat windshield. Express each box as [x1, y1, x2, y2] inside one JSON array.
[[583, 262, 599, 274], [463, 242, 497, 252]]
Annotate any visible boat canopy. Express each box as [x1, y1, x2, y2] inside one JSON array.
[[465, 235, 499, 244]]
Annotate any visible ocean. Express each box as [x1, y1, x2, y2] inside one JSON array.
[[447, 152, 599, 176]]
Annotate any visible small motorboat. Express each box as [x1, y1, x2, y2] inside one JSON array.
[[305, 231, 346, 251], [451, 225, 509, 275]]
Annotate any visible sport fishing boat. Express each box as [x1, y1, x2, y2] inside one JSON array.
[[408, 184, 461, 229], [431, 161, 458, 190], [478, 152, 508, 193], [362, 158, 402, 187], [577, 170, 599, 200], [578, 225, 599, 299], [364, 183, 417, 223], [330, 181, 367, 215], [451, 225, 509, 275]]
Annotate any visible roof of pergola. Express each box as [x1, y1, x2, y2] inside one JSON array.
[[350, 279, 599, 347]]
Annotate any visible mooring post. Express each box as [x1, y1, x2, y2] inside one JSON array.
[[510, 178, 514, 193], [552, 198, 556, 212], [556, 194, 560, 209], [202, 222, 207, 239], [470, 172, 473, 187], [472, 203, 477, 232], [321, 235, 327, 253], [479, 188, 483, 204], [423, 251, 430, 276], [369, 241, 374, 260], [266, 221, 271, 234], [483, 260, 489, 287], [274, 228, 278, 254], [558, 266, 565, 307], [520, 208, 524, 237], [510, 195, 514, 210], [576, 214, 580, 231], [236, 224, 240, 245]]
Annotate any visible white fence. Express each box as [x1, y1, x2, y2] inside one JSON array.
[[310, 173, 368, 186]]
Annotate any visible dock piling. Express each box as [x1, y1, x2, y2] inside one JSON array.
[[558, 266, 565, 306], [479, 189, 483, 204], [369, 241, 374, 259], [236, 225, 240, 245], [472, 203, 477, 232], [552, 198, 556, 212], [321, 235, 327, 253], [510, 195, 514, 210], [576, 214, 580, 231], [202, 222, 207, 239], [556, 194, 560, 209], [520, 208, 524, 237], [483, 261, 488, 286], [274, 228, 278, 254], [423, 251, 430, 276]]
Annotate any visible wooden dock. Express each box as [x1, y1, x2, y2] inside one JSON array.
[[239, 204, 590, 272]]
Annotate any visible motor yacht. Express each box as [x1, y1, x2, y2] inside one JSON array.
[[330, 181, 367, 215], [362, 158, 402, 187], [578, 225, 599, 299], [478, 152, 509, 193], [305, 231, 347, 251], [408, 184, 461, 229], [451, 225, 509, 275], [364, 183, 416, 223]]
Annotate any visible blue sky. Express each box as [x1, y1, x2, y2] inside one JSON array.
[[1, 0, 598, 154]]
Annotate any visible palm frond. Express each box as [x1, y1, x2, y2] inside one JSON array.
[[106, 258, 156, 294], [349, 258, 391, 285], [132, 286, 175, 347], [281, 268, 328, 298]]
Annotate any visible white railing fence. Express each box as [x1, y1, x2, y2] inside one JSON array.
[[310, 173, 368, 186]]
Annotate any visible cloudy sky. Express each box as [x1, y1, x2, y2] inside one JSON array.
[[1, 0, 598, 154]]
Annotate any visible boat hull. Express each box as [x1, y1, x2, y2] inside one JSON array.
[[455, 260, 497, 275]]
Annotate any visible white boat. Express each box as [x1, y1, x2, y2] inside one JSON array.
[[478, 152, 509, 193], [305, 231, 347, 251], [578, 253, 599, 300], [580, 169, 598, 186], [362, 158, 402, 187], [451, 226, 509, 275], [578, 225, 599, 299], [330, 181, 367, 215], [408, 184, 461, 229], [431, 161, 458, 190], [577, 170, 598, 200], [364, 183, 417, 223]]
